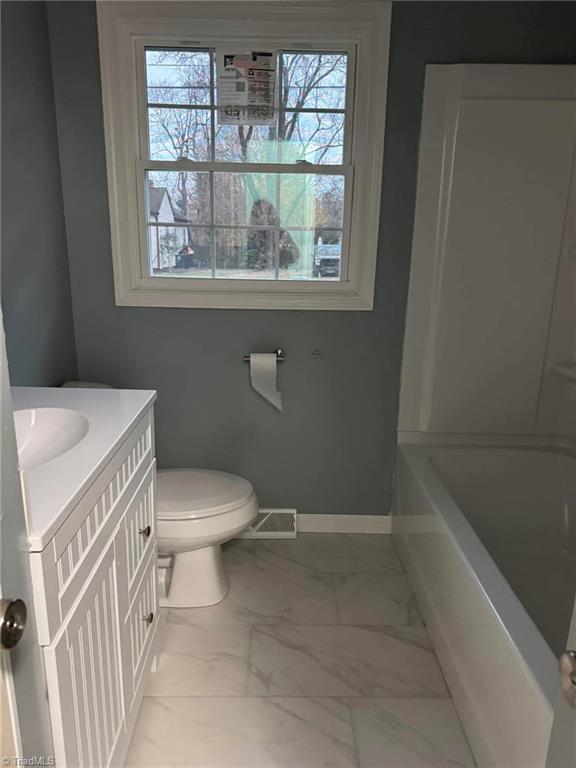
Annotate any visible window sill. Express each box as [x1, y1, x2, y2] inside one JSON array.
[[115, 278, 374, 310]]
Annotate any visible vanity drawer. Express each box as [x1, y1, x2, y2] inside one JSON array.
[[123, 546, 158, 710], [30, 412, 154, 645]]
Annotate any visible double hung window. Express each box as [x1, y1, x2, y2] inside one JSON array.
[[97, 2, 390, 309]]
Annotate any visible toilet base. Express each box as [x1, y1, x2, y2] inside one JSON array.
[[160, 544, 230, 608]]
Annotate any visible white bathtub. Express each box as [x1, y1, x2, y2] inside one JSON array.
[[392, 441, 574, 768]]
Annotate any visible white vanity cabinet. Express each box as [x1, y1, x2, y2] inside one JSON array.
[[24, 402, 158, 768]]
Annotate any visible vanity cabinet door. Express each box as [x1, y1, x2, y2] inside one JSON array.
[[123, 548, 158, 714], [43, 541, 125, 768], [115, 460, 159, 715], [124, 461, 156, 604]]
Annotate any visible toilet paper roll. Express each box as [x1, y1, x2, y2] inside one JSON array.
[[249, 353, 283, 412]]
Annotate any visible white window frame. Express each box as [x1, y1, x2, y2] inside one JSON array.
[[97, 1, 391, 310]]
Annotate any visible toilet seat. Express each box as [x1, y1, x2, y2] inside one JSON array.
[[157, 468, 255, 520]]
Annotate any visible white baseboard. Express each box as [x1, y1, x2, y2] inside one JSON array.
[[298, 514, 391, 534]]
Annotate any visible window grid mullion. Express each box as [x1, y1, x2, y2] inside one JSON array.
[[277, 53, 283, 164], [274, 229, 280, 280], [141, 160, 348, 175], [274, 55, 283, 279], [147, 222, 343, 233], [146, 103, 346, 116], [275, 175, 281, 279], [147, 102, 212, 110], [209, 49, 217, 277], [209, 173, 216, 278]]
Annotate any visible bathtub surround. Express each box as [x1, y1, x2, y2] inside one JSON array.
[[399, 65, 576, 436], [125, 534, 475, 767], [1, 1, 77, 386], [536, 166, 576, 438]]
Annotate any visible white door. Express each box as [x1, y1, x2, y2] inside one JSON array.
[[547, 602, 576, 766], [1, 658, 16, 762], [0, 311, 53, 760]]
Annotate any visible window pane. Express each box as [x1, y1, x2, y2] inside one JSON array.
[[146, 49, 212, 105], [310, 230, 343, 280], [148, 226, 212, 277], [215, 124, 279, 163], [215, 228, 277, 279], [278, 230, 343, 281], [147, 171, 211, 226], [214, 172, 278, 227], [279, 111, 344, 164], [280, 174, 344, 228], [281, 52, 347, 110], [148, 107, 212, 161]]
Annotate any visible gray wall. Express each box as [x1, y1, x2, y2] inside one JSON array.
[[46, 1, 576, 515], [1, 1, 77, 386]]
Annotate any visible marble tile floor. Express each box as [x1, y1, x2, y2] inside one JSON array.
[[126, 534, 475, 767]]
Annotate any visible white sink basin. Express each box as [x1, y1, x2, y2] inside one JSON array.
[[14, 408, 89, 470]]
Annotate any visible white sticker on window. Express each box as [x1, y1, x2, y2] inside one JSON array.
[[216, 50, 277, 125]]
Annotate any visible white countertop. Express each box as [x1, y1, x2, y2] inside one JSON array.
[[12, 387, 156, 551]]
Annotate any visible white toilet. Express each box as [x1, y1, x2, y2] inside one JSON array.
[[157, 469, 258, 607]]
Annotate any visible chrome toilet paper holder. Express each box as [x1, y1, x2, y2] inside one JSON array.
[[243, 348, 285, 363]]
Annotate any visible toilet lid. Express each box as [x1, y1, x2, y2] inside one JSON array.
[[156, 469, 254, 520]]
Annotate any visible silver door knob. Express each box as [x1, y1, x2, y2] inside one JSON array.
[[559, 651, 576, 707], [0, 598, 27, 650]]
